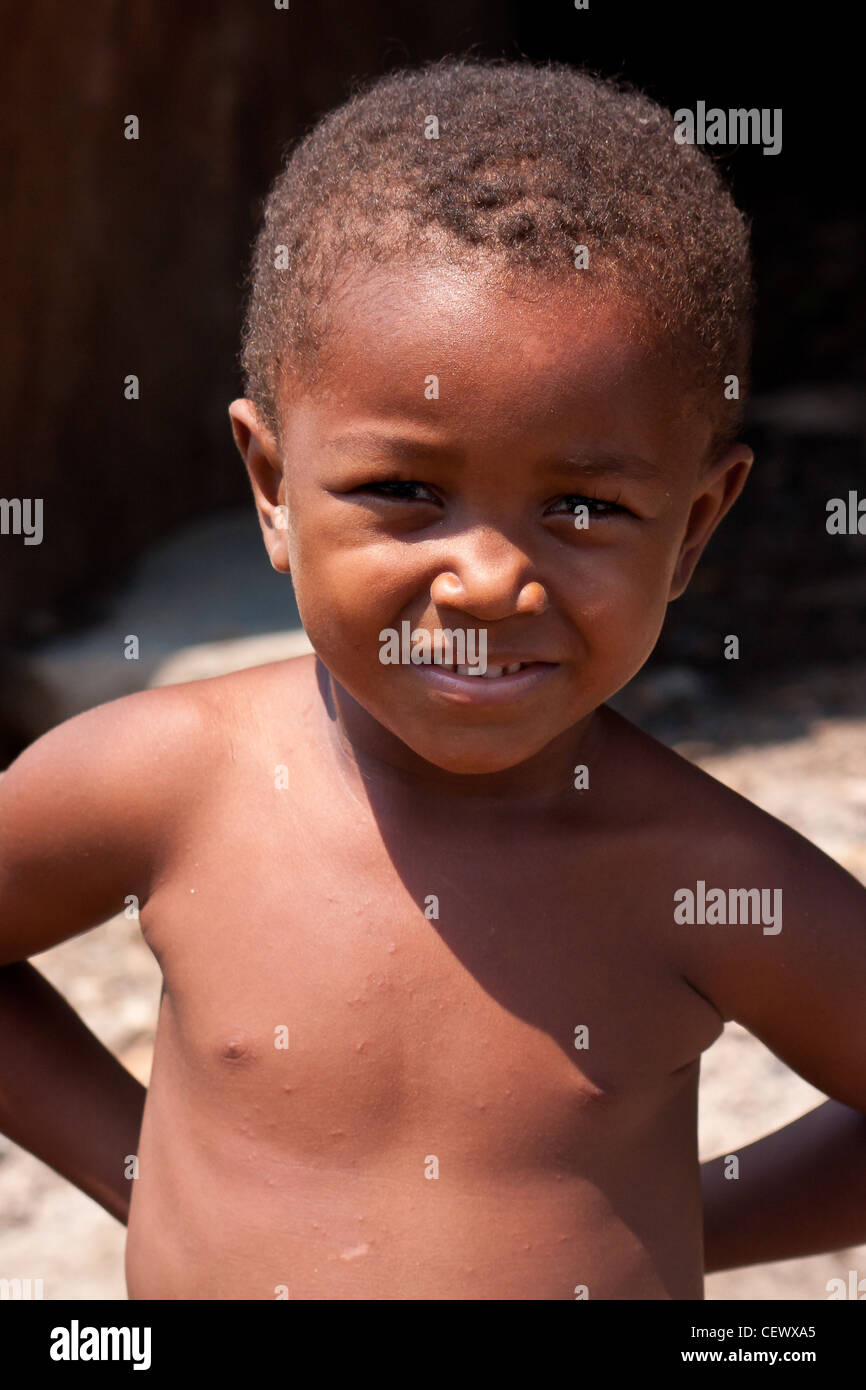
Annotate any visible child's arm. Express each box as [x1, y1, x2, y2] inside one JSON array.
[[689, 818, 866, 1272], [0, 962, 146, 1223], [0, 687, 204, 1223], [701, 1098, 866, 1271]]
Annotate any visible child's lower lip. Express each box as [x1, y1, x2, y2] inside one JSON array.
[[413, 661, 559, 702]]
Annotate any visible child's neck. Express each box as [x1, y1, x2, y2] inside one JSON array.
[[316, 661, 605, 810]]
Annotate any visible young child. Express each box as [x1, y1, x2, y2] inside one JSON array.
[[1, 58, 865, 1301]]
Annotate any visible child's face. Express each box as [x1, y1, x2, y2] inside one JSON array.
[[232, 262, 751, 778]]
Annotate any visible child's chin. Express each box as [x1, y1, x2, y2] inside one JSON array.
[[398, 728, 552, 776]]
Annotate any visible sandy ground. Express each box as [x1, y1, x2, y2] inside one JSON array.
[[1, 643, 864, 1301]]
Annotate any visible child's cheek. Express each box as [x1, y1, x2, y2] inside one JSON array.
[[567, 557, 670, 674], [288, 560, 399, 680]]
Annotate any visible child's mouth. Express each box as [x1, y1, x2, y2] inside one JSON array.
[[414, 659, 559, 702]]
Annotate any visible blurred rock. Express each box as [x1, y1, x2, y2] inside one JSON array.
[[151, 629, 312, 688], [9, 509, 304, 741]]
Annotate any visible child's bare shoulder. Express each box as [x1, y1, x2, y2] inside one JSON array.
[[600, 704, 865, 978], [602, 704, 849, 882], [602, 708, 866, 1106], [3, 652, 313, 799], [0, 656, 313, 961]]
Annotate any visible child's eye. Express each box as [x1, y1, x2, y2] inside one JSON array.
[[547, 494, 628, 519], [359, 480, 440, 504]]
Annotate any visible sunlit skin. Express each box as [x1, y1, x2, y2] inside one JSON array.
[[5, 260, 866, 1304], [231, 262, 751, 783]]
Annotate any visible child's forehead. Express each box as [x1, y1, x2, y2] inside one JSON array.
[[278, 267, 712, 482], [312, 258, 657, 389], [285, 259, 694, 433], [328, 256, 607, 331]]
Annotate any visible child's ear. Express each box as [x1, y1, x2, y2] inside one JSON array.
[[228, 399, 290, 574], [669, 443, 753, 600]]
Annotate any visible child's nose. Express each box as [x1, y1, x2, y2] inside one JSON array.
[[429, 531, 549, 619]]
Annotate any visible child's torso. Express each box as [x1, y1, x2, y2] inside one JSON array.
[[126, 686, 723, 1300]]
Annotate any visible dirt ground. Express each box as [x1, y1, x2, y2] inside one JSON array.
[[1, 648, 864, 1301]]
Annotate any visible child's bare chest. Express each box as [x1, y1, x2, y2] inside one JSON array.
[[142, 780, 722, 1168]]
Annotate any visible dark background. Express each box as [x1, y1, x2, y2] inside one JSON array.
[[1, 0, 864, 750]]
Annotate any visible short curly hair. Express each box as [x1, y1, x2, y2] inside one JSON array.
[[241, 56, 754, 460]]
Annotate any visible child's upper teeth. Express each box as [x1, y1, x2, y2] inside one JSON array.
[[454, 662, 524, 677]]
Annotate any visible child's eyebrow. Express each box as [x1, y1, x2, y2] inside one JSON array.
[[324, 430, 458, 462], [553, 452, 663, 482], [325, 430, 661, 481]]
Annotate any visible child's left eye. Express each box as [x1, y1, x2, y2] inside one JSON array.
[[547, 494, 627, 518], [360, 480, 439, 503]]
